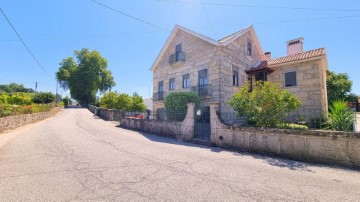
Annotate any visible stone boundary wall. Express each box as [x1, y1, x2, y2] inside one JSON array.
[[210, 103, 360, 169], [0, 108, 61, 133], [88, 105, 118, 121], [119, 103, 195, 141]]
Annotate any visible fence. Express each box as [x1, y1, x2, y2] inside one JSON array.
[[218, 108, 357, 131], [150, 108, 188, 122]]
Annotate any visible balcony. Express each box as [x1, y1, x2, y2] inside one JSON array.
[[169, 51, 186, 65], [153, 91, 166, 101], [191, 84, 211, 97]]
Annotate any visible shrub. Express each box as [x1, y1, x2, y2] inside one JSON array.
[[327, 100, 355, 131], [164, 91, 200, 121], [33, 92, 55, 104], [7, 93, 33, 105], [0, 94, 9, 104], [62, 96, 72, 107], [228, 81, 302, 128]]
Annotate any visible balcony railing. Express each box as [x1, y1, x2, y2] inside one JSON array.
[[169, 51, 186, 65], [153, 91, 166, 101], [191, 84, 211, 97]]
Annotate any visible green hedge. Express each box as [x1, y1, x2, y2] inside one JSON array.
[[164, 91, 200, 121]]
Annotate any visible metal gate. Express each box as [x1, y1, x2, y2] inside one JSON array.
[[194, 106, 211, 141]]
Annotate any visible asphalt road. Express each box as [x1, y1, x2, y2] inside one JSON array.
[[0, 108, 359, 201]]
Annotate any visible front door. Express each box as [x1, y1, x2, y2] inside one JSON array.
[[194, 106, 211, 141]]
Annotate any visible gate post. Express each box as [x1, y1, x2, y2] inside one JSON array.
[[209, 102, 220, 143], [181, 103, 195, 141]]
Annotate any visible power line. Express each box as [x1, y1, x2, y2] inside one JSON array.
[[156, 0, 360, 13], [1, 30, 165, 42], [0, 8, 54, 79], [90, 0, 169, 31], [217, 15, 360, 28], [200, 0, 215, 37]]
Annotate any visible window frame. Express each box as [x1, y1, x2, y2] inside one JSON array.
[[182, 74, 190, 88], [169, 78, 176, 90], [158, 81, 164, 92], [284, 71, 297, 87], [198, 69, 208, 86], [247, 41, 252, 56], [255, 72, 267, 82], [233, 70, 239, 86]]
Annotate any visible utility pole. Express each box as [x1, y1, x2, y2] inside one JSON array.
[[35, 81, 37, 93], [55, 82, 59, 104]]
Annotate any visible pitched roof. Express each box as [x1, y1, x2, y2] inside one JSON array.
[[268, 48, 326, 66], [245, 61, 274, 74], [246, 48, 326, 74], [218, 26, 252, 45], [150, 24, 265, 71], [150, 25, 220, 71]]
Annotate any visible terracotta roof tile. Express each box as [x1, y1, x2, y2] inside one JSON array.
[[268, 48, 326, 66], [245, 61, 274, 74]]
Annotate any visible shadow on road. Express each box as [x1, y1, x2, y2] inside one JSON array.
[[118, 126, 320, 172]]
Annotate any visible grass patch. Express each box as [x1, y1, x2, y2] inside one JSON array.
[[276, 123, 309, 130]]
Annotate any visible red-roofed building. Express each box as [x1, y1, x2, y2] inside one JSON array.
[[151, 25, 328, 124]]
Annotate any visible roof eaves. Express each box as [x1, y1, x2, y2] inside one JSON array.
[[220, 25, 252, 46]]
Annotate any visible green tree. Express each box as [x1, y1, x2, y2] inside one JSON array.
[[117, 93, 132, 110], [33, 92, 55, 104], [99, 92, 119, 109], [228, 81, 302, 127], [327, 71, 354, 104], [0, 85, 13, 93], [99, 92, 132, 110], [0, 83, 34, 93], [130, 93, 146, 112], [56, 48, 116, 106]]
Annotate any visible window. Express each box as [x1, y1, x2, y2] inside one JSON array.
[[285, 71, 297, 87], [158, 81, 164, 92], [175, 44, 182, 61], [182, 74, 190, 88], [255, 72, 267, 82], [198, 69, 208, 86], [169, 78, 176, 90], [232, 65, 239, 86], [247, 41, 252, 56]]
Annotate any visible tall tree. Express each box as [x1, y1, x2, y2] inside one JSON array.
[[327, 71, 353, 104], [56, 48, 115, 106]]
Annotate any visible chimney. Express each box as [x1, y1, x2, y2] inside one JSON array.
[[264, 52, 271, 60], [286, 37, 304, 55]]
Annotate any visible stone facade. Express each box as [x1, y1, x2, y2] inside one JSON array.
[[150, 25, 328, 119], [268, 58, 328, 117]]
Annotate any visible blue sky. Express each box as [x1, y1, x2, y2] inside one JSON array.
[[1, 0, 360, 98]]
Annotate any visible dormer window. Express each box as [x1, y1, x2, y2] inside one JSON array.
[[247, 41, 252, 56]]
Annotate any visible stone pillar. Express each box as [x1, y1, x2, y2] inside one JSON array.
[[210, 102, 220, 143], [108, 109, 114, 121], [180, 103, 195, 141]]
